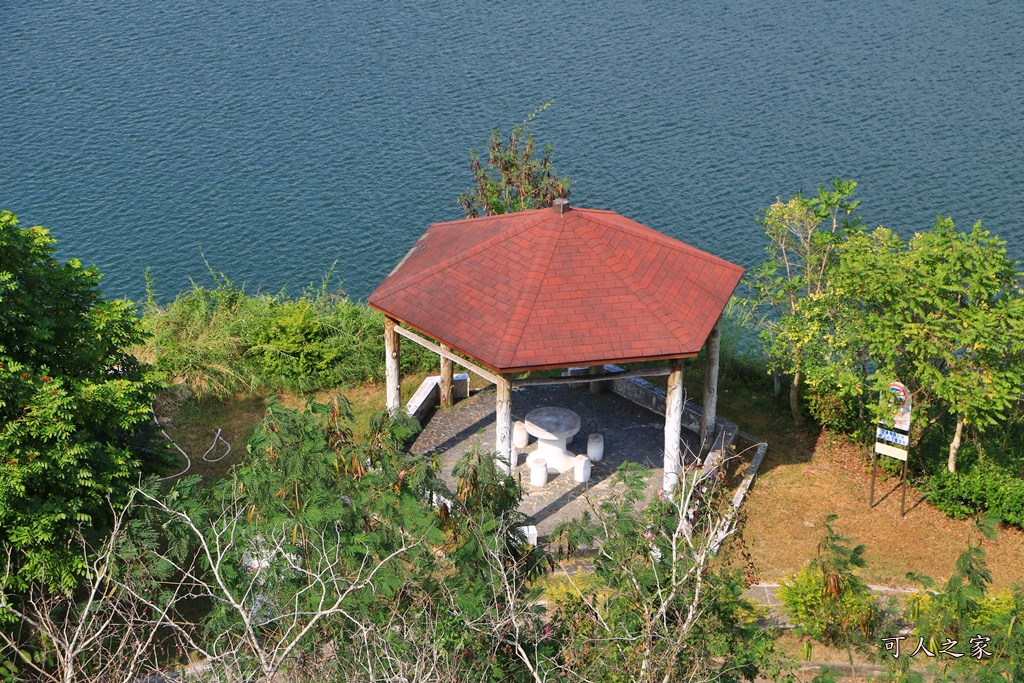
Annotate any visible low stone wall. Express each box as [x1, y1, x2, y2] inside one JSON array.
[[598, 365, 738, 448], [405, 373, 469, 423]]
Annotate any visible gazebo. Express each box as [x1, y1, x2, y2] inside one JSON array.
[[368, 200, 743, 490]]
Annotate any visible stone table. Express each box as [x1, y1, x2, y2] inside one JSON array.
[[525, 407, 581, 473]]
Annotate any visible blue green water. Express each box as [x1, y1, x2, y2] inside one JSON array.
[[3, 2, 1022, 303]]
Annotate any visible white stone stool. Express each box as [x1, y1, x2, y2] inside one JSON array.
[[574, 454, 592, 484], [528, 455, 549, 487], [517, 525, 539, 546], [587, 433, 604, 462], [513, 420, 529, 450]]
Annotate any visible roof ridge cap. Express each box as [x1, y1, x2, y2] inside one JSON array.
[[373, 213, 546, 301], [604, 215, 744, 272], [428, 207, 549, 228], [491, 221, 563, 367], [578, 219, 696, 345]]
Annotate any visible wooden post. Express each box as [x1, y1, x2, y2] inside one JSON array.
[[384, 317, 401, 416], [440, 343, 454, 408], [700, 317, 722, 453], [495, 374, 513, 474], [588, 364, 604, 394], [664, 358, 684, 491]]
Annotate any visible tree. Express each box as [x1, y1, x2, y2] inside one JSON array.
[[747, 180, 861, 424], [827, 218, 1024, 471], [0, 210, 161, 594], [895, 517, 1022, 683], [549, 463, 782, 682], [458, 105, 569, 218]]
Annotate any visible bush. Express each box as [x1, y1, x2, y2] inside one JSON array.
[[142, 274, 438, 398], [777, 515, 878, 671], [925, 460, 1024, 527]]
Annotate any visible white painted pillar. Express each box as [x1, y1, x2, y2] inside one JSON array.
[[440, 343, 454, 408], [664, 358, 684, 491], [495, 374, 513, 474], [384, 317, 401, 416], [700, 317, 722, 453]]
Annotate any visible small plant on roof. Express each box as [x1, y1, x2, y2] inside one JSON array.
[[458, 103, 569, 218]]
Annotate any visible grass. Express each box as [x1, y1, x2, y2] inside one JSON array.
[[636, 353, 1024, 590], [154, 363, 496, 483]]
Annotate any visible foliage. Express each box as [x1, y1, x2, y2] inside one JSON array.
[[925, 460, 1024, 527], [898, 517, 1024, 682], [746, 179, 861, 424], [777, 515, 877, 676], [0, 210, 162, 594], [85, 403, 547, 682], [548, 463, 783, 682], [0, 495, 190, 682], [826, 219, 1024, 472], [141, 272, 437, 398], [458, 104, 569, 218]]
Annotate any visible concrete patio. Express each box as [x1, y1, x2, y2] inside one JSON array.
[[411, 383, 703, 539]]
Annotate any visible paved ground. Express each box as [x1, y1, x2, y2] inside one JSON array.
[[411, 383, 702, 539]]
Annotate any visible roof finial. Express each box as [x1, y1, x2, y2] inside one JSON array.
[[553, 198, 570, 215]]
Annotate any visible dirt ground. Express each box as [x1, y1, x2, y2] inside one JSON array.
[[733, 427, 1024, 591]]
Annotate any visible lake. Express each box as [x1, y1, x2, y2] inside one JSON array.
[[3, 1, 1022, 303]]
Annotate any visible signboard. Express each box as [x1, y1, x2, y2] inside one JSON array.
[[870, 381, 912, 516], [874, 381, 911, 461]]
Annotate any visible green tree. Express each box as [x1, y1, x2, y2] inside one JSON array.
[[0, 211, 161, 593], [827, 218, 1024, 471], [458, 105, 569, 218], [748, 180, 861, 424], [550, 464, 781, 682]]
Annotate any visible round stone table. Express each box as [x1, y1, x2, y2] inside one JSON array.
[[524, 407, 581, 473]]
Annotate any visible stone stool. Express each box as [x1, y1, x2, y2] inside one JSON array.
[[587, 433, 604, 462], [574, 454, 592, 484], [517, 525, 539, 546], [528, 455, 549, 487], [513, 420, 529, 450]]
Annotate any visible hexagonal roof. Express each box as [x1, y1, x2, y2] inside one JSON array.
[[368, 205, 744, 373]]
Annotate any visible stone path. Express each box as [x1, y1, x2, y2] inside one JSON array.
[[412, 383, 702, 539]]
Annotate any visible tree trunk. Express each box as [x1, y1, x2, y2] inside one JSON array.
[[790, 370, 803, 426], [948, 414, 964, 474]]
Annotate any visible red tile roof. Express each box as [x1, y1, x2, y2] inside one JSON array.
[[368, 206, 744, 373]]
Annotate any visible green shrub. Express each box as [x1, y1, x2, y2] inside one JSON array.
[[777, 515, 878, 671], [925, 460, 1024, 527], [142, 274, 438, 398], [805, 384, 859, 433]]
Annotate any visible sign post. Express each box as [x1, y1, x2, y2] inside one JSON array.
[[871, 381, 912, 516]]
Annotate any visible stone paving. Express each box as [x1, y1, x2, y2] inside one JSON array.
[[411, 383, 702, 540]]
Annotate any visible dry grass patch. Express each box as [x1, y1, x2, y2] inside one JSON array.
[[735, 432, 1024, 590]]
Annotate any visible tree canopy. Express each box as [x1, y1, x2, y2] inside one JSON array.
[[0, 210, 161, 593]]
